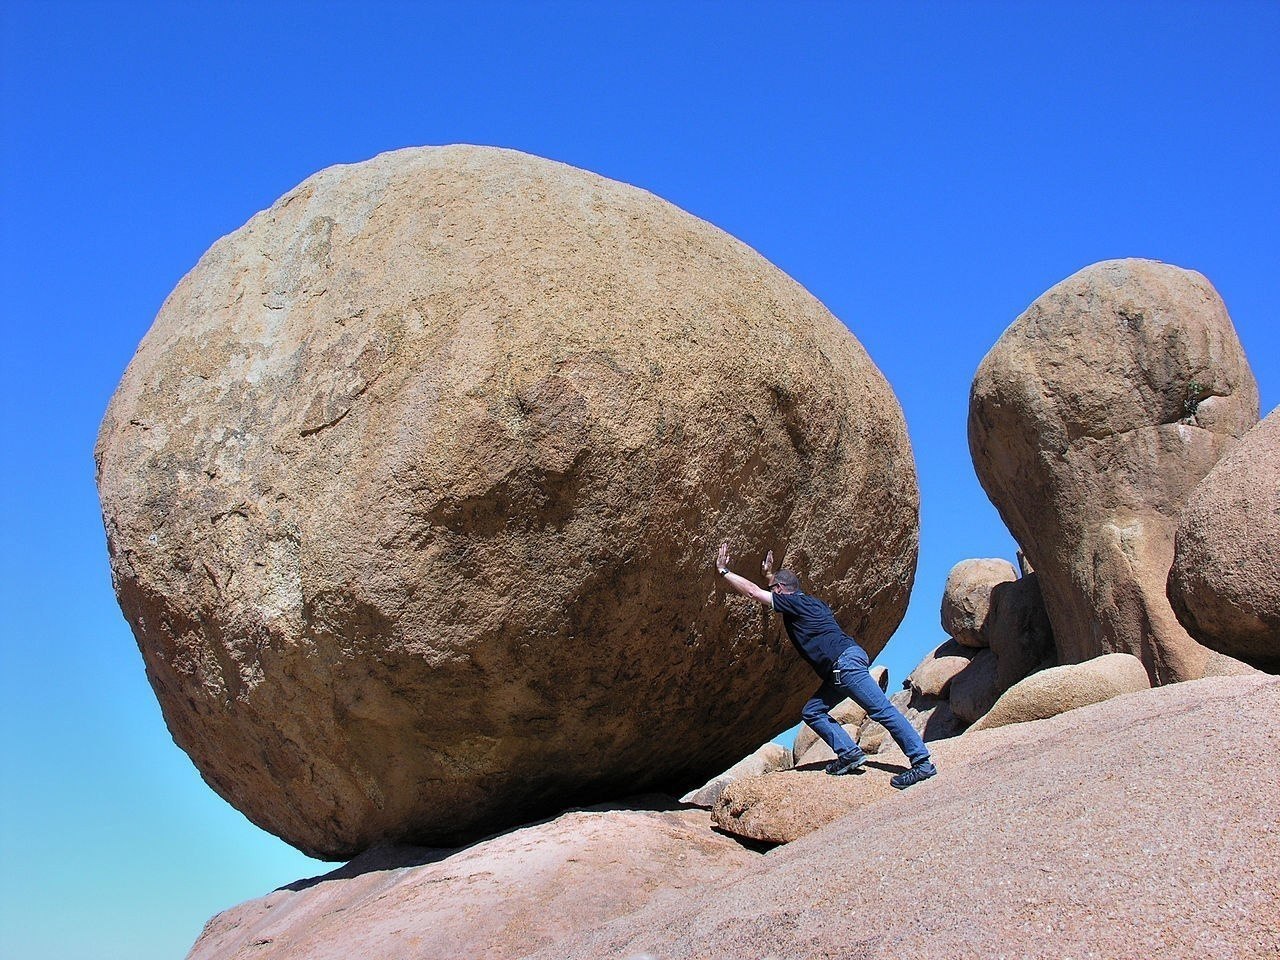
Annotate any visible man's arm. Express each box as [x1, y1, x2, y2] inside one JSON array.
[[717, 542, 774, 607]]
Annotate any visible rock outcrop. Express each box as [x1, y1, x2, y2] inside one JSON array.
[[1168, 406, 1280, 672], [969, 259, 1259, 684], [940, 558, 1017, 647], [986, 572, 1056, 692], [679, 742, 793, 809], [947, 647, 1000, 723], [967, 652, 1150, 732], [95, 145, 920, 857], [529, 674, 1280, 960], [186, 803, 758, 960]]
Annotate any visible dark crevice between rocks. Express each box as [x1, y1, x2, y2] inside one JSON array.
[[709, 826, 781, 854]]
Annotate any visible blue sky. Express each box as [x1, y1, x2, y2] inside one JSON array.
[[2, 3, 1277, 958]]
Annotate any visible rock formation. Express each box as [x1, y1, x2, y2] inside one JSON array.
[[1168, 406, 1280, 672], [940, 558, 1017, 647], [679, 742, 793, 809], [96, 145, 920, 858], [969, 259, 1259, 684], [986, 572, 1056, 692], [526, 674, 1280, 960], [186, 802, 757, 960], [967, 652, 1150, 732]]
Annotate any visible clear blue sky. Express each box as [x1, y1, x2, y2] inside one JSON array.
[[2, 3, 1276, 958]]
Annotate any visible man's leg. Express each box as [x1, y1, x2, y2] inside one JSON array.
[[800, 678, 864, 772], [834, 648, 931, 767]]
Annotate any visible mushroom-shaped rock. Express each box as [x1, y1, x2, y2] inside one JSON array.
[[941, 558, 1018, 647], [1168, 406, 1280, 673], [95, 146, 920, 858], [968, 653, 1150, 732], [679, 742, 793, 809], [969, 259, 1259, 684]]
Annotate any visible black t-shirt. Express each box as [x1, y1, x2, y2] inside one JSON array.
[[771, 590, 856, 676]]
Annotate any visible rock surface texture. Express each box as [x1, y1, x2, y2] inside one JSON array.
[[96, 146, 920, 858], [1168, 406, 1280, 672], [526, 675, 1280, 960], [940, 558, 1017, 647], [969, 259, 1259, 684], [186, 803, 758, 960], [679, 742, 793, 809], [967, 652, 1150, 732]]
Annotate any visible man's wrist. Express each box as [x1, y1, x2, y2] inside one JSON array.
[[717, 566, 730, 576]]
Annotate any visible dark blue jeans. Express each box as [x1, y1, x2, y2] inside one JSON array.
[[801, 644, 931, 765]]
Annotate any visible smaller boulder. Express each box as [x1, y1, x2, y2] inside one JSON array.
[[712, 768, 904, 844], [968, 653, 1150, 732], [794, 725, 861, 767], [906, 640, 974, 698], [949, 648, 1001, 723], [680, 742, 793, 809], [941, 558, 1019, 647]]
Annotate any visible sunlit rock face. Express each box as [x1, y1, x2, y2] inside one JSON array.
[[96, 145, 919, 858], [969, 258, 1258, 684]]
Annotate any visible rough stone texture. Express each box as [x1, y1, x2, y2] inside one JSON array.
[[527, 675, 1280, 960], [185, 802, 758, 960], [1203, 651, 1263, 678], [95, 146, 920, 858], [968, 653, 1150, 732], [986, 572, 1056, 692], [790, 664, 887, 761], [679, 742, 792, 809], [1169, 406, 1280, 672], [905, 639, 972, 698], [940, 558, 1018, 647], [712, 766, 903, 844], [969, 259, 1259, 685], [947, 647, 1000, 723]]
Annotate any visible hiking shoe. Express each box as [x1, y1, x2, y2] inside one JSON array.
[[824, 750, 866, 776], [891, 760, 937, 790]]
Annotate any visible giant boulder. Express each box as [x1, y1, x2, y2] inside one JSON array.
[[1169, 406, 1280, 672], [95, 145, 920, 858], [969, 259, 1258, 684]]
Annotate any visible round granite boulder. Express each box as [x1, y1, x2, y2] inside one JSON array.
[[96, 146, 920, 859], [1169, 406, 1280, 672]]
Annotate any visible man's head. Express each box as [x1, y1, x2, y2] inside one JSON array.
[[771, 569, 800, 594]]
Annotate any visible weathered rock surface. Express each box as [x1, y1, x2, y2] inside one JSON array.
[[968, 652, 1150, 732], [986, 572, 1055, 692], [970, 259, 1259, 684], [679, 742, 792, 809], [947, 647, 1000, 723], [712, 765, 903, 844], [790, 665, 888, 761], [905, 639, 972, 698], [186, 802, 758, 960], [529, 675, 1280, 960], [95, 145, 920, 857], [940, 558, 1017, 647], [1169, 406, 1280, 672]]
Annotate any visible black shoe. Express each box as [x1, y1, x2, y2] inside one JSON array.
[[891, 760, 936, 790], [824, 750, 867, 776]]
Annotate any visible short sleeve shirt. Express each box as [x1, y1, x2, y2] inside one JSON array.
[[771, 590, 856, 676]]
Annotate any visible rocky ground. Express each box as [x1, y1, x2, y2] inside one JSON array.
[[189, 674, 1280, 960]]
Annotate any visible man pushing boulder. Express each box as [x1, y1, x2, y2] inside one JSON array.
[[716, 543, 937, 789]]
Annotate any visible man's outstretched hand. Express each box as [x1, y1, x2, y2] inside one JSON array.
[[762, 549, 775, 585], [717, 542, 730, 573]]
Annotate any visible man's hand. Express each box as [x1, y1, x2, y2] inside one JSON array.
[[716, 541, 773, 607], [762, 549, 775, 585]]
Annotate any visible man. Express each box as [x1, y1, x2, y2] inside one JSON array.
[[716, 542, 937, 789]]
